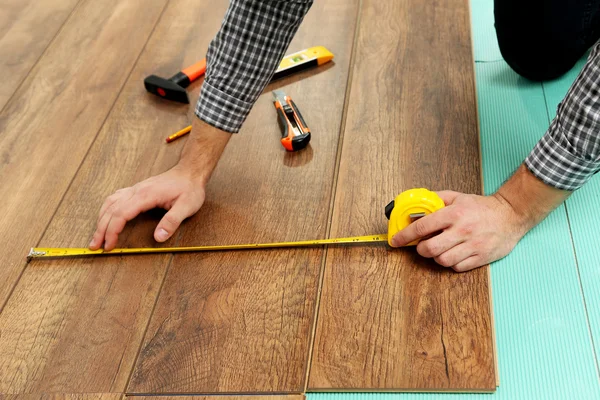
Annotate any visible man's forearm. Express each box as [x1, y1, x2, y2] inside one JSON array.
[[494, 164, 570, 233], [195, 0, 314, 133], [175, 118, 231, 186], [525, 40, 600, 190]]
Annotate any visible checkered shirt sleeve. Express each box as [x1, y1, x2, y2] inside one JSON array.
[[195, 0, 313, 133], [525, 41, 600, 191]]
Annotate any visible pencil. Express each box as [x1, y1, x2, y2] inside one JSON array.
[[165, 125, 192, 143]]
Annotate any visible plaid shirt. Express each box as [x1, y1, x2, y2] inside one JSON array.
[[195, 0, 313, 133], [197, 0, 600, 191], [526, 41, 600, 191]]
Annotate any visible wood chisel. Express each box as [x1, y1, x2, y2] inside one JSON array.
[[27, 189, 445, 261], [272, 90, 311, 151], [145, 46, 334, 104]]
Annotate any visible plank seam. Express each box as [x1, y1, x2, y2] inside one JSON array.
[[301, 0, 364, 392], [122, 254, 175, 392], [474, 59, 504, 64], [0, 0, 86, 116], [541, 83, 552, 123], [125, 392, 304, 396], [0, 0, 170, 315], [0, 0, 88, 311], [564, 204, 600, 383], [123, 178, 194, 391], [468, 0, 499, 384]]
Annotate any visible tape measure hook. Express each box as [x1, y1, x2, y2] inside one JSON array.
[[27, 248, 47, 262]]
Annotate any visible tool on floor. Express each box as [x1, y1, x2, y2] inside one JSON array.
[[384, 188, 446, 246], [165, 125, 192, 143], [163, 89, 311, 146], [271, 45, 334, 81], [144, 59, 207, 104], [27, 189, 445, 261], [145, 46, 334, 104], [272, 89, 310, 151]]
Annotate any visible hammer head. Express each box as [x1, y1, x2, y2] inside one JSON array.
[[144, 75, 190, 104]]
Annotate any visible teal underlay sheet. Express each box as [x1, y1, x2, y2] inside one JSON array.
[[469, 0, 502, 62], [307, 0, 600, 398]]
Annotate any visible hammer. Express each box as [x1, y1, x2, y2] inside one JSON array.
[[145, 46, 334, 104], [144, 59, 207, 104]]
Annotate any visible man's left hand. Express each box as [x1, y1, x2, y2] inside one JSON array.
[[390, 191, 527, 272]]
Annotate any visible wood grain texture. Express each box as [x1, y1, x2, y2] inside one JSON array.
[[127, 0, 359, 394], [0, 0, 227, 394], [308, 0, 496, 392], [0, 0, 168, 307], [0, 0, 81, 110], [130, 397, 303, 400], [3, 395, 122, 400]]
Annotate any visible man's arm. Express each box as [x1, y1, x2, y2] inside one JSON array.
[[90, 0, 313, 251], [196, 0, 314, 133], [90, 119, 229, 251], [525, 41, 600, 191], [392, 40, 600, 272]]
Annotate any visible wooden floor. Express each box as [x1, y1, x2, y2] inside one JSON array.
[[0, 0, 495, 396]]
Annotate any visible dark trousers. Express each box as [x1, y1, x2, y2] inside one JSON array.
[[495, 0, 600, 80]]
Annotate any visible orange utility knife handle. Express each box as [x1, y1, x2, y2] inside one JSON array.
[[181, 58, 207, 83], [274, 92, 311, 151]]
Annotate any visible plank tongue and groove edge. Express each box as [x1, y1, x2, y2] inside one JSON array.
[[307, 0, 496, 392], [0, 0, 82, 110], [126, 0, 359, 394], [0, 0, 168, 307]]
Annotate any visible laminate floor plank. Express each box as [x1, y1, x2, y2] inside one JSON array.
[[129, 397, 303, 400], [4, 394, 123, 400], [0, 0, 82, 110], [308, 0, 496, 392], [127, 0, 360, 393], [0, 0, 168, 307], [0, 0, 227, 393]]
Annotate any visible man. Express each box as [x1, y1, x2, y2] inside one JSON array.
[[89, 0, 600, 272]]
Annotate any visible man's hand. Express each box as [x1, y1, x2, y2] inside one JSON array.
[[391, 164, 571, 272], [391, 191, 527, 271], [89, 167, 206, 251], [89, 118, 231, 251]]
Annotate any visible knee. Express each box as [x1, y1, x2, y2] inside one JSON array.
[[496, 31, 578, 81], [494, 4, 581, 81]]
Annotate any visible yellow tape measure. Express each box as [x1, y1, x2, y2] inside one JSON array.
[[27, 189, 445, 261]]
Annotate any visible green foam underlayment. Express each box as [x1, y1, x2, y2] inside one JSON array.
[[470, 0, 502, 62], [543, 55, 600, 370], [307, 0, 600, 397]]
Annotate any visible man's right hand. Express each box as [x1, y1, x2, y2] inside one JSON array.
[[89, 118, 231, 251], [89, 166, 206, 251]]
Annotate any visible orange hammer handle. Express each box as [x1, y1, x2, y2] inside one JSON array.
[[181, 58, 207, 82]]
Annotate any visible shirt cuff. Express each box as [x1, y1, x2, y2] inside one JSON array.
[[194, 80, 254, 133], [525, 118, 600, 191]]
